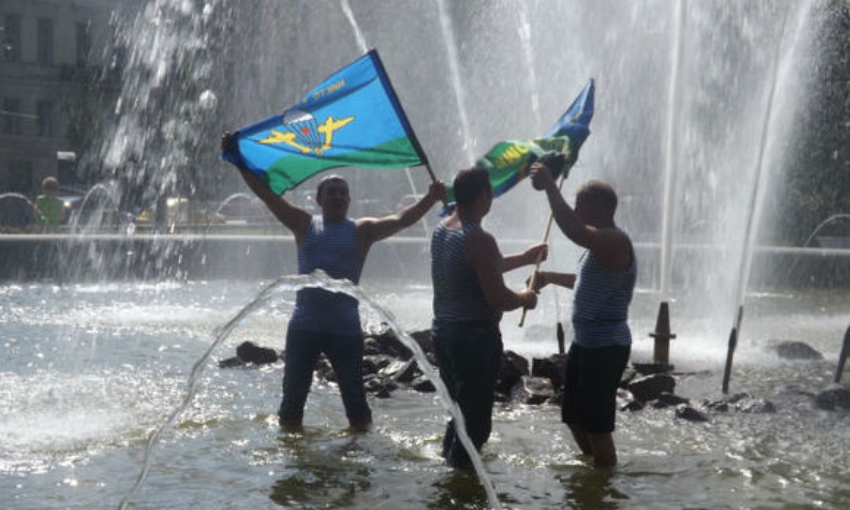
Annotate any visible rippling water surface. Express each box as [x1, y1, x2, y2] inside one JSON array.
[[1, 280, 848, 509]]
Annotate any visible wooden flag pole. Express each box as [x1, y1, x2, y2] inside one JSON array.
[[518, 173, 566, 327]]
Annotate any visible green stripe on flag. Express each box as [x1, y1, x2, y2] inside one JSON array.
[[265, 137, 423, 194]]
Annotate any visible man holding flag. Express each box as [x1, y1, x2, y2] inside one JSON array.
[[529, 162, 636, 468], [223, 132, 445, 431], [431, 167, 545, 467], [220, 50, 449, 431]]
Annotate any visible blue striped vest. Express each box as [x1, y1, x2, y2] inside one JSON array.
[[431, 221, 501, 326], [571, 241, 636, 347], [289, 215, 364, 334]]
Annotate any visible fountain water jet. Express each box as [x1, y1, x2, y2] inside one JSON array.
[[118, 272, 503, 510], [5, 1, 850, 508]]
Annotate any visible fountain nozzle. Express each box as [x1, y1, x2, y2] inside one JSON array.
[[649, 301, 676, 369]]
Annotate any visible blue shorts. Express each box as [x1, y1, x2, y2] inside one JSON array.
[[278, 327, 371, 424], [561, 342, 630, 434]]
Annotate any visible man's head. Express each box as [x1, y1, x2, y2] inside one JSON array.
[[453, 167, 492, 209], [315, 174, 350, 221], [575, 180, 618, 227]]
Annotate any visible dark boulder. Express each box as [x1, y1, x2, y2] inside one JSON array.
[[814, 386, 850, 410], [768, 340, 823, 360], [510, 376, 556, 405], [627, 374, 676, 403]]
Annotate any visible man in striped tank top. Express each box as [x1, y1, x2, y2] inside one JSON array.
[[223, 133, 447, 432], [530, 162, 636, 468], [431, 167, 546, 467]]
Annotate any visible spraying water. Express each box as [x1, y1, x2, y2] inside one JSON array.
[[659, 0, 687, 302], [118, 272, 502, 510], [434, 0, 476, 166], [516, 3, 542, 130], [340, 0, 368, 53]]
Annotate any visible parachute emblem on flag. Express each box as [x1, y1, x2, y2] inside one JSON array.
[[283, 110, 323, 150], [222, 50, 428, 195], [258, 110, 355, 157]]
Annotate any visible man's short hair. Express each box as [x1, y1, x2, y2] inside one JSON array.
[[42, 176, 59, 192], [316, 174, 348, 198], [453, 168, 490, 206], [577, 180, 618, 216]]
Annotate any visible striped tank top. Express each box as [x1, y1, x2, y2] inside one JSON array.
[[571, 239, 637, 347], [289, 215, 364, 334], [431, 221, 501, 326]]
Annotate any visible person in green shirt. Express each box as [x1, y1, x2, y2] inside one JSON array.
[[34, 177, 66, 228]]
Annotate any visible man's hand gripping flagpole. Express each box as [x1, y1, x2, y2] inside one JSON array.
[[518, 172, 566, 327]]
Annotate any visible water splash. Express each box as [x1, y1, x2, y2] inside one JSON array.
[[337, 0, 427, 233], [516, 3, 541, 129], [659, 0, 688, 302], [118, 271, 503, 510], [434, 0, 476, 165], [340, 0, 368, 53], [0, 193, 37, 228], [802, 214, 850, 247]]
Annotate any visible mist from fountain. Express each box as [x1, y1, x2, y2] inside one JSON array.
[[5, 1, 849, 508]]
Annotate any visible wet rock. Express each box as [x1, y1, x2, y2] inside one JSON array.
[[363, 354, 392, 374], [218, 356, 246, 368], [531, 354, 567, 390], [237, 341, 280, 364], [703, 400, 730, 413], [676, 404, 709, 423], [627, 374, 676, 403], [364, 375, 397, 398], [649, 392, 690, 409], [510, 376, 556, 405], [814, 386, 850, 410], [411, 375, 436, 393], [735, 397, 777, 414], [768, 340, 823, 360], [218, 341, 279, 368], [496, 350, 530, 395], [621, 400, 645, 412]]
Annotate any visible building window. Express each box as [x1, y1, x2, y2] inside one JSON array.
[[37, 18, 54, 65], [3, 98, 23, 135], [76, 22, 91, 66], [8, 160, 34, 195], [37, 100, 54, 137], [2, 14, 21, 62]]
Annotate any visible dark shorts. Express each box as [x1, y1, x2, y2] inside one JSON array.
[[561, 342, 630, 434]]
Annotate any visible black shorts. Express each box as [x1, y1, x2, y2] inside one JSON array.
[[561, 342, 630, 434]]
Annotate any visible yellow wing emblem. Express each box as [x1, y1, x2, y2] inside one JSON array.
[[259, 114, 354, 157]]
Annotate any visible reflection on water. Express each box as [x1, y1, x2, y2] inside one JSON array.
[[1, 280, 849, 509], [557, 466, 627, 510], [271, 432, 373, 509]]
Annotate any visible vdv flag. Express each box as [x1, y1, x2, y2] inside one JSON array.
[[446, 79, 595, 204], [222, 50, 427, 194]]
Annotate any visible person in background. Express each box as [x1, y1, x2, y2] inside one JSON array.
[[431, 167, 545, 467], [34, 176, 66, 228], [529, 162, 636, 468], [222, 132, 446, 432]]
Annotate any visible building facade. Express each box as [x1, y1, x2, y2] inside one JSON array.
[[0, 0, 118, 197]]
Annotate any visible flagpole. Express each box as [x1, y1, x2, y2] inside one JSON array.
[[518, 173, 566, 327], [369, 49, 446, 210]]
